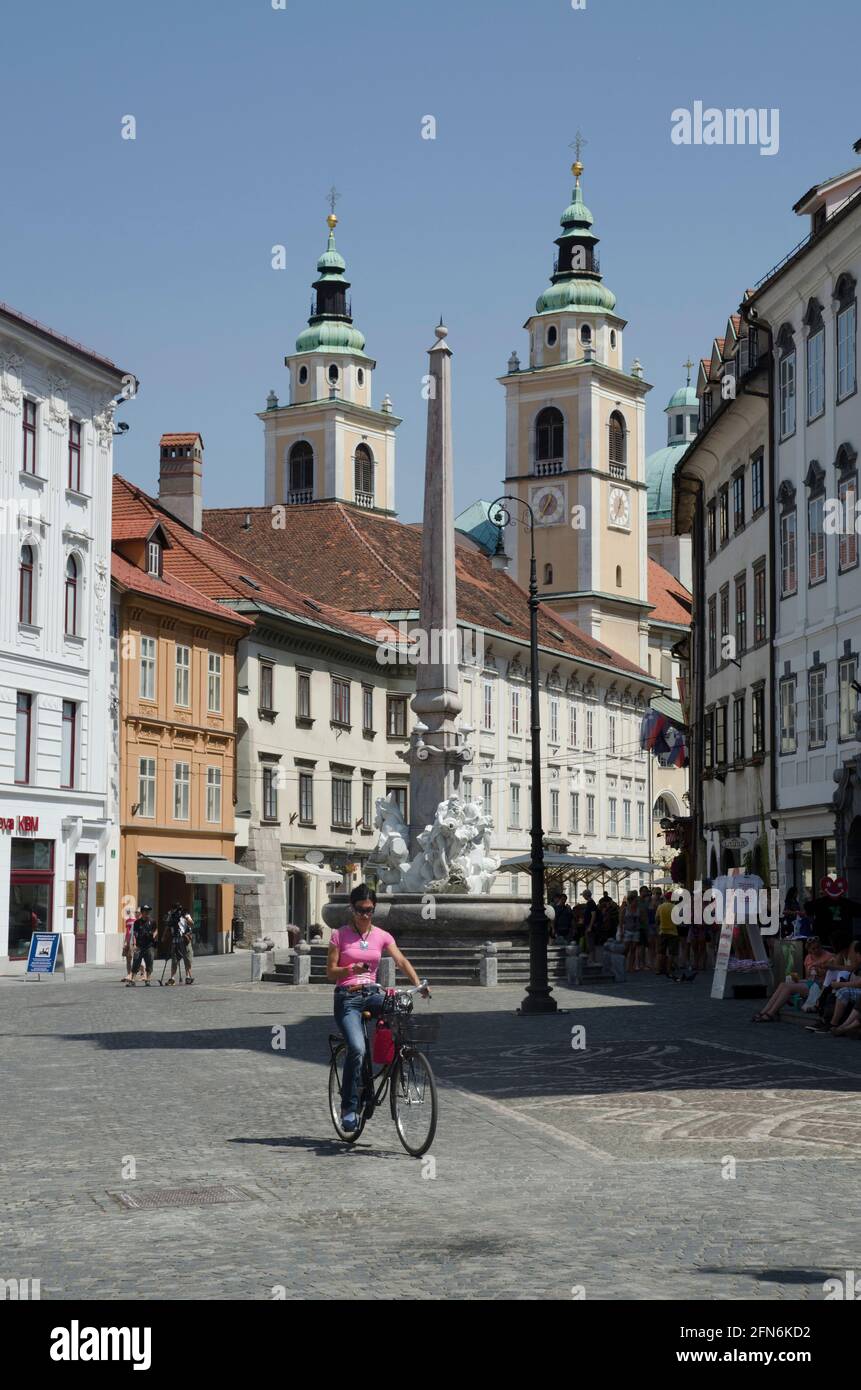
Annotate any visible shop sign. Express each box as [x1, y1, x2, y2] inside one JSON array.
[[0, 815, 39, 834], [26, 933, 65, 979]]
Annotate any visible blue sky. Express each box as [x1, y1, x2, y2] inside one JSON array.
[[2, 0, 859, 521]]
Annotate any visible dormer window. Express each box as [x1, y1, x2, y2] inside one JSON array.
[[147, 541, 162, 577]]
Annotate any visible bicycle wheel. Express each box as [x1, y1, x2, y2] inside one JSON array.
[[390, 1047, 437, 1157], [328, 1044, 366, 1144]]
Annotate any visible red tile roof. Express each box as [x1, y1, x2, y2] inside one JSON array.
[[203, 502, 654, 681], [113, 477, 404, 648], [160, 433, 202, 446], [112, 552, 253, 628], [648, 559, 692, 627]]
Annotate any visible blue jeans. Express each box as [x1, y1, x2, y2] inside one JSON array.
[[334, 986, 385, 1115]]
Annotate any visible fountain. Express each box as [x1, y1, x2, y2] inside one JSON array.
[[322, 324, 534, 948]]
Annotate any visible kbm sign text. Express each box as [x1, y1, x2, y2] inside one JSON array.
[[0, 817, 40, 833]]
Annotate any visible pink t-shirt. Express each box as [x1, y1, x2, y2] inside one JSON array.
[[331, 925, 396, 987]]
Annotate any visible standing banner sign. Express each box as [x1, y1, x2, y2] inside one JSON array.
[[710, 920, 735, 1000], [26, 932, 66, 980]]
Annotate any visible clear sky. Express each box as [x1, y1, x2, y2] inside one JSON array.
[[2, 0, 859, 522]]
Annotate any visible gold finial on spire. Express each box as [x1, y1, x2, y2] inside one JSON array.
[[683, 357, 695, 385], [327, 185, 340, 230], [569, 130, 587, 177]]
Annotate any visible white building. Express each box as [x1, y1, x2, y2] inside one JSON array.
[[0, 302, 131, 967], [674, 311, 775, 881], [749, 144, 861, 903]]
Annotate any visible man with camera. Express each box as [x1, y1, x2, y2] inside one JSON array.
[[127, 905, 157, 987], [165, 903, 195, 985]]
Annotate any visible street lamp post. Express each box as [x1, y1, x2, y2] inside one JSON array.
[[491, 496, 557, 1015]]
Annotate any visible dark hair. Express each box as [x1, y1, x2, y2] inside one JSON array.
[[350, 884, 377, 909]]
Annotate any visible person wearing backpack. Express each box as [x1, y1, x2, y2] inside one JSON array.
[[166, 903, 194, 985], [127, 906, 157, 987]]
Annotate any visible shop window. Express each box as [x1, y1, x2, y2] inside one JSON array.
[[8, 839, 54, 960]]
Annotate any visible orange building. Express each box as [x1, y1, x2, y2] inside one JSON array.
[[112, 472, 258, 955]]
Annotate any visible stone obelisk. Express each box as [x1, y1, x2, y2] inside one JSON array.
[[404, 323, 470, 852]]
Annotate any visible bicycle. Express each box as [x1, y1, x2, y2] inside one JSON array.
[[328, 980, 439, 1158]]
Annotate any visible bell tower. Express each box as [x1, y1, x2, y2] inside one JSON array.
[[262, 196, 401, 515], [498, 147, 652, 668]]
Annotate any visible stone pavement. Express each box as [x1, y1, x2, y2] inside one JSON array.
[[1, 957, 860, 1301]]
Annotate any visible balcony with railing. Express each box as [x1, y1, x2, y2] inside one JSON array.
[[354, 491, 375, 509], [534, 460, 564, 477], [287, 489, 313, 505], [609, 462, 627, 480]]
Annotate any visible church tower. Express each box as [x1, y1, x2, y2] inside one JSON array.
[[262, 204, 401, 514], [498, 151, 651, 668]]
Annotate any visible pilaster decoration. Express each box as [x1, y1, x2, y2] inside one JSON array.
[[803, 298, 824, 333], [94, 401, 116, 449], [804, 460, 826, 496], [0, 350, 23, 412], [777, 322, 795, 356], [47, 375, 71, 432], [834, 272, 857, 310], [93, 559, 108, 649], [835, 442, 858, 475], [777, 479, 797, 512], [41, 697, 62, 711]]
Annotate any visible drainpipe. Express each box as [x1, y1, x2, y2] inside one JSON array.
[[739, 308, 777, 874]]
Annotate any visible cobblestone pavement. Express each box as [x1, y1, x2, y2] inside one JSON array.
[[1, 957, 860, 1301]]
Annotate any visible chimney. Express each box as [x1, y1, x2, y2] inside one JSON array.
[[158, 433, 203, 532]]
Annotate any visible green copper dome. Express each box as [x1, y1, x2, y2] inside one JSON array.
[[535, 166, 617, 317], [295, 320, 367, 353], [667, 384, 698, 409], [295, 216, 367, 355], [536, 278, 617, 314], [646, 444, 685, 519]]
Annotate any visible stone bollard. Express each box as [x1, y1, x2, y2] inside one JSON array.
[[603, 940, 627, 983], [378, 956, 395, 989], [479, 941, 498, 986], [292, 940, 312, 985], [566, 942, 583, 987], [251, 936, 275, 982]]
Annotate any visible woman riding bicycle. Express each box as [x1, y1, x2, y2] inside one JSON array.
[[327, 884, 427, 1133]]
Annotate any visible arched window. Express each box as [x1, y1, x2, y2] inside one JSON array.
[[298, 365, 308, 386], [288, 441, 314, 498], [546, 325, 558, 347], [654, 796, 670, 821], [543, 563, 553, 585], [615, 565, 622, 588], [328, 363, 340, 385], [609, 411, 627, 468], [580, 324, 592, 345], [357, 368, 365, 387], [19, 544, 34, 624], [535, 407, 564, 465], [65, 555, 78, 636], [354, 444, 374, 506]]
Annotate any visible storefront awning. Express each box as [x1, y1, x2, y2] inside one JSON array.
[[282, 859, 342, 880], [140, 854, 264, 886]]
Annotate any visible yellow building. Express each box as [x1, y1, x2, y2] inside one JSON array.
[[112, 470, 256, 955], [499, 157, 652, 670]]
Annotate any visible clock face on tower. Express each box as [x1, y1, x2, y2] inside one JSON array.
[[530, 483, 566, 527], [608, 486, 631, 530]]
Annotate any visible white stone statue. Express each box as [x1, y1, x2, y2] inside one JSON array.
[[371, 795, 411, 890], [370, 792, 498, 896]]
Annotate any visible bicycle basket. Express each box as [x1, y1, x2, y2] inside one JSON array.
[[393, 1013, 440, 1045]]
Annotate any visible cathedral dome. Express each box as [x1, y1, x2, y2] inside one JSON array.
[[667, 384, 698, 410], [295, 320, 367, 353], [536, 278, 617, 315], [646, 444, 682, 520]]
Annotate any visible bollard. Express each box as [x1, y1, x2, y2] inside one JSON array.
[[566, 942, 583, 986], [479, 941, 498, 987], [251, 937, 275, 982], [292, 940, 312, 985], [378, 956, 395, 989]]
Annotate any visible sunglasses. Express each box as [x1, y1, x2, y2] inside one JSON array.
[[353, 907, 374, 916]]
